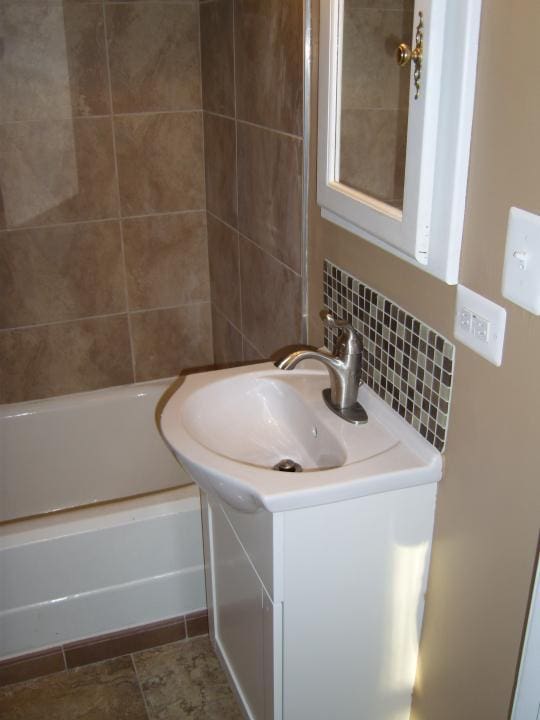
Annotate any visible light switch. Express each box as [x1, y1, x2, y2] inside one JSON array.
[[502, 207, 540, 314]]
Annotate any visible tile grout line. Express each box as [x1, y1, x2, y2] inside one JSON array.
[[130, 653, 153, 720], [203, 110, 304, 143], [0, 209, 207, 236], [0, 109, 205, 127], [101, 0, 138, 383], [0, 299, 212, 336]]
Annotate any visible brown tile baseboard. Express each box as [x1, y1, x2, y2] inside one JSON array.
[[0, 647, 65, 688], [0, 609, 208, 688]]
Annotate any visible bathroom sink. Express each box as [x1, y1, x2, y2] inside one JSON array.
[[160, 362, 441, 513]]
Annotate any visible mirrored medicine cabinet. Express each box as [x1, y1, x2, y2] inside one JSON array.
[[317, 0, 482, 283]]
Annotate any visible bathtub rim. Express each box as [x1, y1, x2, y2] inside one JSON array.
[[0, 375, 183, 421], [0, 484, 200, 550]]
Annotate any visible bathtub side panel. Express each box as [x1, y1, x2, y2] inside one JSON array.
[[0, 379, 189, 522]]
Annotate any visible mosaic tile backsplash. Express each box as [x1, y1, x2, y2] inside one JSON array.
[[323, 260, 455, 452]]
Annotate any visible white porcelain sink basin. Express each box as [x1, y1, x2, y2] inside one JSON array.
[[160, 362, 441, 513]]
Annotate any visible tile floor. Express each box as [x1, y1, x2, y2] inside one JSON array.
[[0, 637, 243, 720]]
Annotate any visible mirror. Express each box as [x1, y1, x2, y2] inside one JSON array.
[[317, 0, 482, 284], [338, 1, 413, 209]]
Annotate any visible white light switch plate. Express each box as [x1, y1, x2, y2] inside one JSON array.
[[454, 285, 506, 366], [502, 207, 540, 314]]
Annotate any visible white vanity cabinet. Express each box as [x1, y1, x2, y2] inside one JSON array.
[[201, 480, 438, 720]]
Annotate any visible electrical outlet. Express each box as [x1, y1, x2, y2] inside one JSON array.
[[454, 285, 506, 366]]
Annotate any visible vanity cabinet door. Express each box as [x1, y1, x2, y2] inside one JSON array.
[[209, 499, 280, 720]]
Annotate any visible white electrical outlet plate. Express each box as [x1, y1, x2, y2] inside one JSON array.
[[454, 285, 507, 366], [502, 206, 540, 314]]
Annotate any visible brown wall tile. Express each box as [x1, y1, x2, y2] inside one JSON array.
[[239, 237, 301, 356], [242, 336, 264, 362], [0, 221, 125, 329], [207, 214, 240, 327], [204, 113, 237, 227], [131, 304, 213, 381], [200, 0, 235, 116], [123, 212, 209, 311], [237, 123, 302, 273], [235, 0, 303, 135], [106, 3, 201, 113], [115, 113, 204, 217], [0, 315, 133, 403], [212, 306, 242, 367], [0, 2, 109, 122], [0, 118, 118, 229]]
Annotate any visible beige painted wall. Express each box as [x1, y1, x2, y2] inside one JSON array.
[[308, 2, 540, 718]]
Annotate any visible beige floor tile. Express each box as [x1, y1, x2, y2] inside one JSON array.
[[0, 656, 147, 720], [134, 636, 243, 720]]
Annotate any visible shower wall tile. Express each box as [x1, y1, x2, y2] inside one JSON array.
[[203, 113, 237, 228], [212, 306, 243, 367], [0, 2, 110, 123], [123, 212, 209, 311], [200, 0, 234, 116], [323, 260, 455, 451], [237, 122, 303, 273], [106, 3, 201, 113], [0, 315, 133, 404], [114, 112, 204, 216], [239, 237, 302, 357], [0, 221, 124, 329], [235, 0, 303, 135], [207, 214, 241, 327], [0, 1, 212, 404], [242, 336, 264, 362], [0, 118, 118, 230], [130, 304, 213, 382]]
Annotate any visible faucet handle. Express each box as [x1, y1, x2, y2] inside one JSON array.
[[320, 309, 363, 356]]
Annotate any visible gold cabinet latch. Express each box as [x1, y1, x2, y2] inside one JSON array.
[[396, 11, 424, 99]]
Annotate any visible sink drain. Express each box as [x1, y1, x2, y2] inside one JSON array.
[[273, 458, 303, 472]]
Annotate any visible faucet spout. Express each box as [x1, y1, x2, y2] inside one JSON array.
[[273, 310, 368, 425]]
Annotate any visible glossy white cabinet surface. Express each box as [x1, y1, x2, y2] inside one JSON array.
[[204, 480, 438, 720]]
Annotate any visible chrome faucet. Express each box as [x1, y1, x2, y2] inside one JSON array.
[[274, 310, 368, 424]]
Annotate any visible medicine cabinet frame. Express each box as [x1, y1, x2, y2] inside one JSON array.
[[317, 0, 482, 284]]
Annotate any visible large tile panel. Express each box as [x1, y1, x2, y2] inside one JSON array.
[[212, 306, 243, 367], [0, 315, 133, 404], [237, 122, 302, 273], [235, 0, 303, 135], [239, 237, 301, 357], [204, 113, 237, 227], [130, 304, 213, 381], [0, 221, 124, 329], [200, 0, 235, 116], [0, 2, 110, 122], [123, 212, 209, 311], [114, 112, 204, 217], [207, 214, 240, 327], [106, 3, 201, 113], [0, 118, 118, 229]]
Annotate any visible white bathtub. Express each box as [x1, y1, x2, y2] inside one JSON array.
[[0, 379, 206, 661]]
